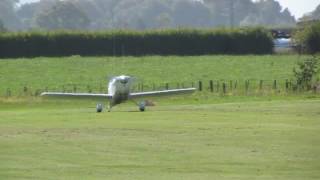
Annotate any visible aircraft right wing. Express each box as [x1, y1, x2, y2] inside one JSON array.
[[129, 88, 196, 98], [41, 92, 112, 99]]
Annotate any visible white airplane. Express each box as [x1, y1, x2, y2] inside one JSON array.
[[41, 75, 196, 112]]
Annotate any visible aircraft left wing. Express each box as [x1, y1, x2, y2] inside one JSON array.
[[129, 88, 196, 98], [41, 92, 112, 99]]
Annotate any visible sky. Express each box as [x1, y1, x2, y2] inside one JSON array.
[[19, 0, 319, 19], [270, 0, 319, 18]]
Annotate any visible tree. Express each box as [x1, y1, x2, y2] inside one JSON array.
[[0, 19, 7, 32], [254, 0, 295, 26], [0, 0, 21, 30], [204, 0, 231, 26], [138, 0, 172, 29], [13, 0, 298, 30], [204, 0, 295, 27], [232, 0, 256, 26], [313, 5, 320, 19], [155, 13, 172, 28], [71, 0, 121, 29], [34, 1, 90, 30], [172, 0, 212, 28], [301, 4, 320, 21], [17, 0, 61, 29]]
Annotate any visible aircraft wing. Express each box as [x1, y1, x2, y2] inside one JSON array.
[[129, 88, 196, 98], [41, 92, 112, 99]]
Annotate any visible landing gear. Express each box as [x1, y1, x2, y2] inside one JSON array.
[[139, 101, 146, 112], [96, 103, 103, 113]]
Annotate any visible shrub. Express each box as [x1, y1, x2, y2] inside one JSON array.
[[0, 28, 273, 58], [293, 56, 319, 90]]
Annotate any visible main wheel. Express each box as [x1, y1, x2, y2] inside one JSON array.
[[96, 103, 103, 113], [139, 101, 145, 112]]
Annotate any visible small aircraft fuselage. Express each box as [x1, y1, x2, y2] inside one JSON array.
[[108, 75, 132, 106]]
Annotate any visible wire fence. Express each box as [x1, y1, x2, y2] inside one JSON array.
[[2, 79, 320, 97]]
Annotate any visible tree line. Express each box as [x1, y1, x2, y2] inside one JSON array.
[[0, 0, 300, 31]]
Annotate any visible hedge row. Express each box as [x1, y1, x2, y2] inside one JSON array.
[[295, 22, 320, 54], [0, 28, 273, 58]]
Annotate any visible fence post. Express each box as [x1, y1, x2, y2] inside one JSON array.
[[165, 83, 169, 90], [229, 80, 233, 91], [198, 81, 202, 91], [259, 80, 263, 91], [99, 83, 103, 93], [289, 80, 292, 91], [295, 80, 300, 92], [87, 85, 92, 93], [6, 88, 11, 97], [23, 86, 28, 96], [273, 80, 277, 90], [285, 79, 289, 91], [210, 80, 213, 92], [245, 80, 249, 94], [223, 82, 226, 94], [234, 80, 237, 90], [73, 85, 77, 93]]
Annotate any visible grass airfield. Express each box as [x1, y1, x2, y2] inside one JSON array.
[[0, 96, 319, 179], [1, 55, 320, 179]]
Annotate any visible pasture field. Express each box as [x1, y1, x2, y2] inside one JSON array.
[[0, 97, 319, 179], [0, 55, 312, 95]]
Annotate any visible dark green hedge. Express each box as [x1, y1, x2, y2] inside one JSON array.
[[295, 22, 320, 54], [0, 28, 273, 58]]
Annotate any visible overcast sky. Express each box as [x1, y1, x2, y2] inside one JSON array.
[[270, 0, 319, 18], [19, 0, 319, 19]]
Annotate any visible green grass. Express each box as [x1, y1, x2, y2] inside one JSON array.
[[0, 98, 319, 179], [1, 55, 319, 179], [0, 55, 311, 95]]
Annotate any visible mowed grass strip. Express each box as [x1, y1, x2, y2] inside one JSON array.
[[0, 99, 319, 179], [0, 55, 308, 94]]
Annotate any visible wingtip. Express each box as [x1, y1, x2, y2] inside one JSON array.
[[40, 92, 47, 96]]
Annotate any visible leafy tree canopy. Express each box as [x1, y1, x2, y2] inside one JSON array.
[[4, 0, 298, 31]]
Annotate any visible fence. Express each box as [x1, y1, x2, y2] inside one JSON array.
[[2, 79, 319, 98]]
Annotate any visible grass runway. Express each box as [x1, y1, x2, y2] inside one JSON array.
[[0, 55, 319, 179], [0, 98, 319, 179]]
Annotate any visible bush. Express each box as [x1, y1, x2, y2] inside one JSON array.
[[293, 56, 319, 90], [294, 22, 320, 54], [0, 28, 273, 58]]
